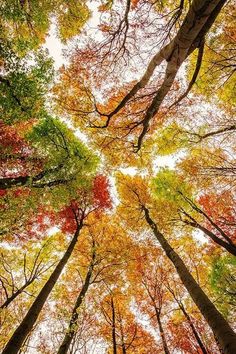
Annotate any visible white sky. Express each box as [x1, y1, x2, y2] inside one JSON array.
[[44, 23, 66, 69]]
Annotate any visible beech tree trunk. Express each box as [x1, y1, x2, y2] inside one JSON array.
[[121, 342, 126, 354], [57, 248, 95, 354], [155, 310, 170, 354], [111, 297, 117, 354], [177, 299, 208, 354], [2, 220, 84, 354], [120, 318, 127, 354], [143, 206, 236, 354]]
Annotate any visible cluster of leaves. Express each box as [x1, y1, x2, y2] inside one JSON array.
[[0, 0, 90, 51], [1, 1, 236, 354]]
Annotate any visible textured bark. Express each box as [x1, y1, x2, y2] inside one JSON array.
[[143, 206, 236, 354], [57, 248, 96, 354], [2, 221, 84, 354]]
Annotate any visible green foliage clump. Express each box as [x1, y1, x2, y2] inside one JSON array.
[[210, 255, 236, 319], [0, 42, 54, 124]]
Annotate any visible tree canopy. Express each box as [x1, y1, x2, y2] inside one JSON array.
[[0, 0, 236, 353]]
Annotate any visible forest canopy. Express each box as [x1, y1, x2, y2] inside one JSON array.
[[0, 0, 236, 353]]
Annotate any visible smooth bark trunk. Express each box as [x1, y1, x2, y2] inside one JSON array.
[[155, 310, 171, 354], [2, 221, 84, 354], [177, 300, 208, 354], [111, 298, 117, 354], [120, 319, 127, 354], [57, 249, 95, 354], [121, 342, 126, 354], [143, 206, 236, 354]]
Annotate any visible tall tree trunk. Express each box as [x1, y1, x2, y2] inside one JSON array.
[[176, 299, 209, 354], [142, 206, 236, 354], [111, 297, 117, 354], [57, 247, 96, 354], [120, 318, 127, 354], [154, 308, 170, 354], [121, 342, 126, 354], [2, 220, 84, 354]]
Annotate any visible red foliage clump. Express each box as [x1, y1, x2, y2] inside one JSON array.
[[0, 189, 7, 197], [92, 175, 112, 210], [0, 120, 30, 155], [0, 120, 43, 178], [58, 201, 79, 234], [13, 187, 31, 198], [198, 191, 236, 242]]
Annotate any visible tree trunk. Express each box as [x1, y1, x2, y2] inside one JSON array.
[[192, 223, 236, 257], [121, 342, 126, 354], [143, 206, 236, 354], [2, 220, 84, 354], [155, 309, 170, 354], [120, 318, 127, 354], [178, 301, 208, 354], [111, 297, 117, 354], [57, 248, 95, 354]]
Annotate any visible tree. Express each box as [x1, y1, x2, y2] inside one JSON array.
[[117, 174, 236, 353], [0, 42, 54, 124], [129, 242, 213, 353], [178, 193, 236, 257], [0, 117, 100, 240], [57, 241, 97, 354], [165, 281, 209, 354], [54, 0, 229, 158], [149, 168, 236, 256], [1, 0, 236, 352], [98, 289, 157, 354], [0, 0, 90, 52], [2, 175, 111, 354], [210, 254, 236, 322], [0, 117, 98, 189], [0, 239, 56, 309]]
